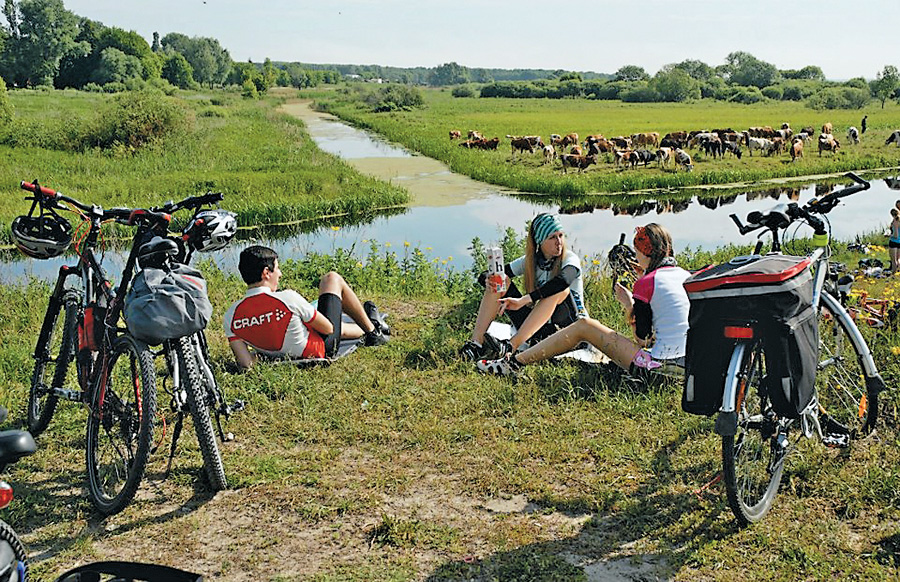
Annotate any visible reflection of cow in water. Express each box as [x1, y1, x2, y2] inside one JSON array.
[[885, 177, 900, 190]]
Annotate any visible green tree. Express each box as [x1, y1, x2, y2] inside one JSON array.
[[3, 0, 80, 86], [429, 62, 469, 86], [650, 67, 700, 102], [261, 57, 278, 90], [98, 27, 160, 80], [92, 46, 142, 84], [870, 65, 900, 109], [673, 59, 714, 82], [781, 65, 825, 81], [725, 51, 779, 88], [614, 64, 649, 82], [161, 51, 196, 89], [55, 16, 101, 88], [161, 33, 230, 87]]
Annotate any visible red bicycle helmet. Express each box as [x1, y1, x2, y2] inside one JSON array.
[[11, 214, 72, 259]]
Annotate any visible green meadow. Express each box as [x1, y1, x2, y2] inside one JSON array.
[[315, 88, 900, 194], [1, 229, 898, 580], [0, 88, 408, 245], [0, 87, 898, 579]]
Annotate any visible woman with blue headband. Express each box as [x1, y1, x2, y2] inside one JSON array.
[[478, 223, 690, 380], [459, 213, 588, 361]]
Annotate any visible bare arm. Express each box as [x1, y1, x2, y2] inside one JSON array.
[[229, 338, 257, 370], [306, 311, 334, 336]]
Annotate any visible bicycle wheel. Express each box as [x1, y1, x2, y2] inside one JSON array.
[[0, 518, 28, 582], [85, 334, 157, 515], [722, 341, 786, 525], [28, 290, 79, 436], [818, 300, 878, 436], [174, 336, 227, 490]]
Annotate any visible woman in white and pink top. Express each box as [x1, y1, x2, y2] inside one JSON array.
[[477, 223, 690, 379]]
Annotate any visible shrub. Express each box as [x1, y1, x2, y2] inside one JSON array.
[[84, 90, 190, 150], [727, 86, 765, 104], [365, 84, 424, 112], [762, 85, 784, 100], [242, 79, 259, 99], [806, 86, 871, 110], [82, 83, 104, 93], [0, 76, 11, 130], [102, 82, 126, 93], [451, 85, 476, 98]]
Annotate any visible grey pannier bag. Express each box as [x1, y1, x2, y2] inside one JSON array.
[[124, 263, 212, 345]]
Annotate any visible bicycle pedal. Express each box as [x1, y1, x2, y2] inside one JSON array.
[[823, 433, 850, 448], [55, 388, 84, 402], [228, 399, 246, 414]]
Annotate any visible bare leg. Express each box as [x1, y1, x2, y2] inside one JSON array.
[[509, 289, 570, 351], [471, 285, 505, 344], [516, 317, 641, 370], [319, 271, 374, 339]]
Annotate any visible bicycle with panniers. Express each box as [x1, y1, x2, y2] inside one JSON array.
[[125, 198, 244, 492], [681, 172, 887, 525], [15, 179, 235, 514]]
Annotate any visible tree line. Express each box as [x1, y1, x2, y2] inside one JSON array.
[[0, 0, 339, 94], [470, 53, 900, 110]]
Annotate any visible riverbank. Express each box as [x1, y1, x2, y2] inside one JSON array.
[[0, 89, 409, 244], [312, 88, 900, 195]]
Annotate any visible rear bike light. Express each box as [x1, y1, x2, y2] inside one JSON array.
[[724, 325, 754, 339], [0, 481, 13, 509]]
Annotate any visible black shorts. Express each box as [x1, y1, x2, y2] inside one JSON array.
[[317, 292, 342, 357], [890, 240, 900, 249], [502, 280, 580, 344]]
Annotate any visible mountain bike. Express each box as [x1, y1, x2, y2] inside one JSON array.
[[20, 180, 226, 514], [694, 172, 886, 525], [136, 200, 243, 491]]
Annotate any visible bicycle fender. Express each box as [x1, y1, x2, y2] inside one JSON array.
[[715, 411, 738, 437]]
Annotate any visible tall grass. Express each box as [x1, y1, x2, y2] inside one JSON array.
[[0, 88, 409, 244], [315, 88, 900, 195]]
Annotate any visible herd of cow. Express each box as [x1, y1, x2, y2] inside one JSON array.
[[449, 124, 900, 175]]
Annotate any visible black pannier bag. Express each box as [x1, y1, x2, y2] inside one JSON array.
[[682, 254, 818, 418]]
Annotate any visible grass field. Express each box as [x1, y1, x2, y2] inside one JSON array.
[[1, 230, 898, 580], [314, 89, 900, 195], [0, 88, 408, 245]]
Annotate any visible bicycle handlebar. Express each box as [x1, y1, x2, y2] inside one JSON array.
[[152, 192, 224, 214], [731, 172, 870, 238], [20, 180, 224, 228]]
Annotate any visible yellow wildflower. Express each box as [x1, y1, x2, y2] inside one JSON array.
[[331, 226, 340, 231]]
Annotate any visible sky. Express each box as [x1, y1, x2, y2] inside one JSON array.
[[59, 1, 899, 81]]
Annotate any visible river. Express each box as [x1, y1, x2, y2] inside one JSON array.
[[4, 101, 898, 283]]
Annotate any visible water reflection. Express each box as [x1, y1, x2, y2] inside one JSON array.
[[5, 178, 897, 284]]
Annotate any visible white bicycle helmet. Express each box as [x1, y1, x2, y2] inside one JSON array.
[[183, 209, 237, 252], [11, 214, 73, 259]]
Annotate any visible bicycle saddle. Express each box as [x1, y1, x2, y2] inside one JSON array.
[[0, 430, 37, 468], [138, 236, 179, 269]]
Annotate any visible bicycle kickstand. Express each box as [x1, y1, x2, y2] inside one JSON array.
[[165, 412, 185, 477]]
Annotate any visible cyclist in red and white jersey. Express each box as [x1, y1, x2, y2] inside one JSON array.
[[223, 245, 388, 369]]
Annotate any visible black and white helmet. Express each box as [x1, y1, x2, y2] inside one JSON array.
[[183, 209, 237, 252], [11, 214, 72, 259]]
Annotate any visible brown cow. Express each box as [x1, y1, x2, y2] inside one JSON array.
[[583, 134, 605, 147], [801, 126, 815, 137], [560, 133, 579, 148], [673, 148, 693, 172], [586, 138, 615, 154], [631, 132, 660, 148], [560, 153, 598, 173], [568, 145, 583, 156], [790, 138, 803, 162], [656, 147, 672, 168], [822, 122, 833, 135], [613, 149, 639, 169], [818, 134, 840, 155], [449, 130, 461, 140], [542, 144, 557, 163], [507, 135, 537, 155], [468, 130, 484, 140], [610, 136, 632, 149]]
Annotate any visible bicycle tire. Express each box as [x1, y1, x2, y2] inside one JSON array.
[[0, 517, 28, 582], [28, 290, 80, 436], [85, 334, 156, 516], [174, 336, 227, 491], [818, 301, 878, 436], [722, 341, 786, 525]]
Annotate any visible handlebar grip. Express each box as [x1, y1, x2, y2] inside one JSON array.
[[20, 180, 58, 198], [844, 172, 869, 188]]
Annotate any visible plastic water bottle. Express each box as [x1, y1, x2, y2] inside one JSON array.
[[486, 246, 506, 293]]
